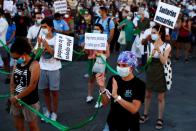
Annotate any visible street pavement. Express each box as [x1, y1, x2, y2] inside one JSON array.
[[0, 51, 196, 131]]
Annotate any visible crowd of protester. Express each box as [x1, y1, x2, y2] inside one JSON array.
[[0, 0, 195, 131]]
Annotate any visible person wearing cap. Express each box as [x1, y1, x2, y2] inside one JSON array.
[[118, 12, 135, 51], [53, 13, 70, 35], [96, 51, 145, 131]]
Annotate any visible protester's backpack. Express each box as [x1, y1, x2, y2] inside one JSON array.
[[96, 17, 111, 33]]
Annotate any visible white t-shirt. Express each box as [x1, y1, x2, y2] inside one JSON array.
[[27, 25, 41, 39], [0, 18, 8, 46], [149, 43, 171, 59], [39, 36, 62, 71]]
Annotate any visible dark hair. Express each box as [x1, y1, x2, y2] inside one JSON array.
[[4, 13, 13, 25], [10, 37, 32, 55], [99, 6, 108, 12], [54, 13, 61, 19], [0, 9, 4, 16], [152, 24, 166, 41], [94, 23, 104, 33], [41, 17, 54, 28]]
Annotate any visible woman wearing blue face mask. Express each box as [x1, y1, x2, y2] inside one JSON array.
[[9, 37, 40, 131], [140, 24, 172, 129], [96, 51, 145, 131]]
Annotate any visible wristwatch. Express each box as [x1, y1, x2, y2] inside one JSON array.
[[114, 96, 121, 103]]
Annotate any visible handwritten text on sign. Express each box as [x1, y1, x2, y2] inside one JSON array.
[[54, 34, 74, 61], [154, 2, 181, 29], [54, 0, 67, 14], [84, 33, 107, 51]]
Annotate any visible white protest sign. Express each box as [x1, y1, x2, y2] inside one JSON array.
[[54, 34, 74, 61], [154, 1, 181, 29], [3, 0, 13, 12], [54, 0, 67, 14], [84, 33, 107, 51]]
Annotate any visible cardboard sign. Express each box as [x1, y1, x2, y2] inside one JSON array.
[[154, 1, 181, 29], [54, 34, 74, 61], [3, 0, 13, 12], [54, 0, 67, 14], [84, 33, 107, 51]]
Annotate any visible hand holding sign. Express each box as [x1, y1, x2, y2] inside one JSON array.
[[54, 34, 74, 61]]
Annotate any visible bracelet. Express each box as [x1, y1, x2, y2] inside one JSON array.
[[114, 96, 121, 103], [99, 88, 106, 95]]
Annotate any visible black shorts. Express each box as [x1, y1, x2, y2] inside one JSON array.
[[177, 36, 190, 43]]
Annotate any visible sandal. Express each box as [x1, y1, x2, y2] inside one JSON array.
[[155, 119, 164, 130], [139, 114, 149, 124]]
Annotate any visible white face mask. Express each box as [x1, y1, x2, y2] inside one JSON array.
[[18, 12, 22, 16], [117, 66, 130, 77], [64, 14, 69, 18], [41, 28, 49, 35], [93, 30, 101, 33], [127, 16, 132, 20], [151, 34, 159, 41], [35, 9, 39, 13], [36, 19, 42, 25]]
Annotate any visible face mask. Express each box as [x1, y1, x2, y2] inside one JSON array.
[[151, 34, 159, 41], [127, 16, 132, 20], [18, 12, 22, 16], [109, 13, 113, 16], [93, 30, 101, 33], [35, 8, 39, 13], [64, 14, 69, 18], [36, 19, 42, 25], [17, 58, 25, 64], [137, 15, 142, 20], [117, 66, 130, 77], [42, 28, 49, 35]]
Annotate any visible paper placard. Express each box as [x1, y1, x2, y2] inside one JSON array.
[[84, 33, 107, 51], [154, 1, 181, 29], [54, 0, 67, 14], [3, 0, 13, 12], [54, 33, 74, 61]]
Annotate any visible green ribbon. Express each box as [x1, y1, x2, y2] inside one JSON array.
[[73, 50, 85, 56], [0, 69, 12, 75], [17, 99, 69, 131], [34, 48, 44, 60], [0, 93, 10, 100], [68, 95, 102, 130], [16, 95, 101, 131], [98, 56, 118, 75], [0, 39, 11, 54]]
